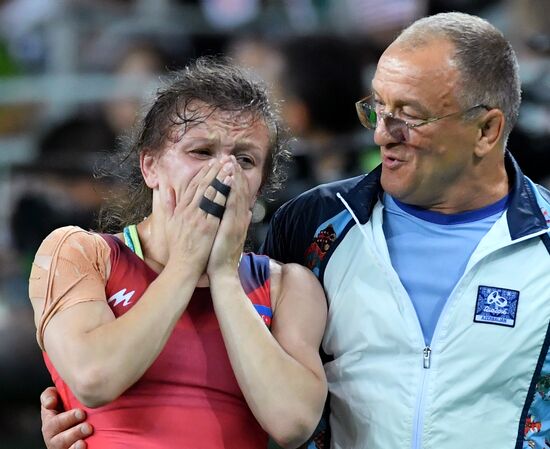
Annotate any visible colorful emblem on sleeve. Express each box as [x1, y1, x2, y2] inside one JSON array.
[[305, 224, 336, 274], [522, 356, 550, 448]]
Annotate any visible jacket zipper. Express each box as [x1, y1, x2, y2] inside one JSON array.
[[337, 193, 432, 449], [423, 347, 432, 369], [412, 347, 431, 449]]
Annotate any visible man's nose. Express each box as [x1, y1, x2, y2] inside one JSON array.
[[373, 118, 404, 146]]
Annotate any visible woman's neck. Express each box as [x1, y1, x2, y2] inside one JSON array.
[[136, 216, 168, 272], [135, 216, 210, 287]]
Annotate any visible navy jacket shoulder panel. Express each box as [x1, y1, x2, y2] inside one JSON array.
[[260, 173, 370, 265], [505, 152, 549, 239], [339, 165, 383, 223], [260, 168, 383, 280]]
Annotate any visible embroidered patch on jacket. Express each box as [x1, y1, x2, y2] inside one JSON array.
[[305, 224, 337, 273], [473, 285, 519, 327]]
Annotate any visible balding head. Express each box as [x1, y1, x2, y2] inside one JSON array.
[[391, 12, 521, 144]]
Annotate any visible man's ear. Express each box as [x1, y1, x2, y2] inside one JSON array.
[[474, 109, 505, 157], [140, 150, 159, 189]]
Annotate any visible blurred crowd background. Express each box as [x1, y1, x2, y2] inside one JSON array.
[[0, 0, 548, 447]]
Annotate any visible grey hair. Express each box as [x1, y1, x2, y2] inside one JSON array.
[[395, 12, 521, 143]]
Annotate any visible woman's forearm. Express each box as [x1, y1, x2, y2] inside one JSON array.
[[209, 273, 327, 448], [44, 262, 201, 407]]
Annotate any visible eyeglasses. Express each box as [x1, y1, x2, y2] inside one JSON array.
[[355, 95, 489, 141]]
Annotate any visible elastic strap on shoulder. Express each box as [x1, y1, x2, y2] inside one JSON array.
[[123, 224, 144, 260]]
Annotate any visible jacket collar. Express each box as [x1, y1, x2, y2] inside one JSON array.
[[341, 151, 548, 239], [505, 151, 549, 239]]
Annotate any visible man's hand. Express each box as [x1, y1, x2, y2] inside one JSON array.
[[41, 387, 93, 449]]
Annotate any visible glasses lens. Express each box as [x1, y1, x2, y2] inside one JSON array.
[[356, 101, 377, 129], [385, 116, 408, 141], [355, 98, 409, 141], [366, 106, 377, 128]]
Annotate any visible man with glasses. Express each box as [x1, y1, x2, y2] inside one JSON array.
[[40, 11, 550, 449], [262, 11, 550, 449]]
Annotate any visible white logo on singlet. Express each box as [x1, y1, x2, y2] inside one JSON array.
[[107, 288, 135, 307]]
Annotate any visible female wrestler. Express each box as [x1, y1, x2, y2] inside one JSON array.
[[29, 57, 327, 449]]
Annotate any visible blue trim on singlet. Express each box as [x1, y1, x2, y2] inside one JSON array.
[[253, 304, 273, 318], [238, 253, 270, 296]]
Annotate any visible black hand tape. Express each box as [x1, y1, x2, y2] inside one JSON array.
[[210, 178, 231, 197], [199, 197, 225, 219]]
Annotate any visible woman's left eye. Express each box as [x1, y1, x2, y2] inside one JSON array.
[[236, 155, 255, 168]]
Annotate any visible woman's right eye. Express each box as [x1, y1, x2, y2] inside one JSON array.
[[190, 149, 211, 157]]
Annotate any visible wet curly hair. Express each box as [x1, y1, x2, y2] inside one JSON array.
[[98, 56, 291, 232]]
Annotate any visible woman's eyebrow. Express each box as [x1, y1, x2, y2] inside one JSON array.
[[233, 141, 262, 152]]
